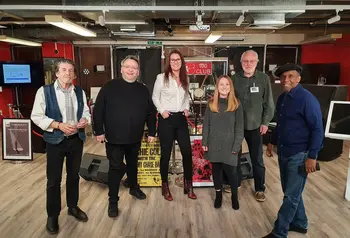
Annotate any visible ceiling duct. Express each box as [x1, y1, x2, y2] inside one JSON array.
[[300, 34, 342, 44]]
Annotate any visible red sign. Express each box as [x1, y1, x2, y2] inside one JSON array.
[[185, 62, 212, 75]]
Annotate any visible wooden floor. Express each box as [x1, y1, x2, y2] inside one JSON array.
[[0, 137, 350, 238]]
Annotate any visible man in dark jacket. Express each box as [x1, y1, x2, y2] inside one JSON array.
[[93, 55, 156, 218], [263, 63, 323, 238]]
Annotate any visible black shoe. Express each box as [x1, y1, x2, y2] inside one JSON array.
[[108, 202, 118, 217], [289, 224, 308, 234], [214, 190, 222, 209], [68, 206, 88, 222], [129, 185, 147, 200], [262, 233, 278, 238], [232, 193, 239, 210], [46, 216, 59, 235]]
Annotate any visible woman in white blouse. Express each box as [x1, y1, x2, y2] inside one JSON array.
[[152, 49, 197, 201]]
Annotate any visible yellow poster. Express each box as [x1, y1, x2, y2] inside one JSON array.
[[137, 133, 161, 187]]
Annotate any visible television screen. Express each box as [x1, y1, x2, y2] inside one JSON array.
[[325, 101, 350, 140], [3, 64, 31, 84], [0, 61, 44, 87]]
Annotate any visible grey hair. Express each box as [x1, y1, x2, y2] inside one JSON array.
[[240, 50, 259, 62], [54, 58, 76, 73], [121, 55, 139, 67]]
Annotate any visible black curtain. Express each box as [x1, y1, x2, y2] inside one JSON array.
[[113, 48, 161, 94]]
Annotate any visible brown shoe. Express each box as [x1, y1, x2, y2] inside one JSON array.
[[223, 185, 231, 193], [255, 191, 266, 202], [224, 185, 241, 193]]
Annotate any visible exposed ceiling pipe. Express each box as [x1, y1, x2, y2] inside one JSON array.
[[1, 5, 350, 11]]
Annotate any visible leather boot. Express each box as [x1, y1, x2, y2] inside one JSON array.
[[184, 180, 197, 199], [232, 193, 239, 210], [214, 190, 222, 208], [161, 182, 173, 201]]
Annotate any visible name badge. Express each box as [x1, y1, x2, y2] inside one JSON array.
[[250, 83, 259, 93]]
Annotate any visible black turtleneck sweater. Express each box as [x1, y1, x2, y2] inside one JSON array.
[[93, 78, 156, 144]]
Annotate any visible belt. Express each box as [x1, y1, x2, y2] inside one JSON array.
[[64, 133, 78, 140], [169, 111, 184, 115]]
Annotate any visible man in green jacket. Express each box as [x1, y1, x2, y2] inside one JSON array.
[[232, 50, 275, 202]]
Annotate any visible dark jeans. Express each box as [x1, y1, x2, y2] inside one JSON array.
[[273, 151, 308, 238], [46, 135, 83, 217], [158, 113, 193, 182], [212, 163, 238, 194], [237, 128, 266, 192], [106, 142, 141, 204]]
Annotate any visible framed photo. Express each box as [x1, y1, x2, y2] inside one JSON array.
[[2, 118, 33, 161]]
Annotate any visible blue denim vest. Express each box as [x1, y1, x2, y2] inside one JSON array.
[[43, 83, 86, 144]]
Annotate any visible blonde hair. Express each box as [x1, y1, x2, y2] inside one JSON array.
[[208, 75, 239, 113]]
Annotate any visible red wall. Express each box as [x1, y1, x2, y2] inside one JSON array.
[[301, 34, 350, 98], [0, 42, 75, 117], [41, 42, 74, 60], [0, 42, 13, 117]]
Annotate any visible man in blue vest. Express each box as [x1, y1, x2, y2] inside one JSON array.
[[31, 59, 91, 234]]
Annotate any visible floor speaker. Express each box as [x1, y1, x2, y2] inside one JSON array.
[[240, 152, 253, 180], [79, 153, 109, 184]]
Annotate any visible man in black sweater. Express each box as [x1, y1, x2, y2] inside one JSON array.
[[93, 55, 156, 218]]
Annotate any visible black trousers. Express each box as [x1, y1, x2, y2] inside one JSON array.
[[106, 142, 141, 204], [237, 128, 266, 192], [158, 113, 193, 182], [212, 163, 238, 194], [46, 135, 83, 217]]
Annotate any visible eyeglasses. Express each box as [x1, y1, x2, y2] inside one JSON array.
[[170, 58, 181, 63], [122, 65, 139, 71], [241, 60, 258, 64]]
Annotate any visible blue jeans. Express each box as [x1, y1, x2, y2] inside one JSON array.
[[272, 151, 308, 238]]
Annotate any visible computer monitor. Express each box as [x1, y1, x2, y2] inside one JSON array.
[[2, 64, 32, 84], [0, 61, 44, 87], [325, 101, 350, 141]]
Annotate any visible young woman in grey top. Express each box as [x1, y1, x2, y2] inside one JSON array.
[[202, 75, 244, 210]]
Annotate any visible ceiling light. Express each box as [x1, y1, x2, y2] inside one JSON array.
[[0, 25, 7, 29], [120, 25, 136, 32], [98, 15, 105, 26], [254, 19, 286, 25], [328, 10, 341, 24], [0, 35, 41, 46], [236, 14, 245, 26], [45, 15, 96, 37], [100, 20, 148, 25], [205, 32, 222, 43]]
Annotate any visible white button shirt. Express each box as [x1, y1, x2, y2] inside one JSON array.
[[152, 73, 190, 114], [31, 80, 91, 132]]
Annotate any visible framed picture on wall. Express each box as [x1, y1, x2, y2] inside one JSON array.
[[2, 118, 33, 161]]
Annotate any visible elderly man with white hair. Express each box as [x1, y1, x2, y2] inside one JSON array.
[[231, 50, 275, 202]]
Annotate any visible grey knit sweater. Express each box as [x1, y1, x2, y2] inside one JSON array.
[[202, 98, 244, 166]]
